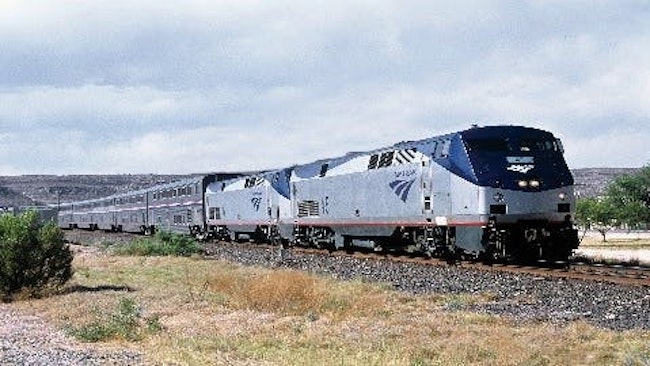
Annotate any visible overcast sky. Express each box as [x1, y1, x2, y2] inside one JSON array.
[[1, 0, 648, 175]]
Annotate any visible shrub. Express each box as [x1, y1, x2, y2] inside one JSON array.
[[0, 210, 73, 299], [66, 297, 162, 342], [112, 230, 201, 257]]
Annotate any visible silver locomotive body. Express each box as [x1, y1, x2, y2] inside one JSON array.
[[205, 169, 292, 243], [286, 125, 578, 261]]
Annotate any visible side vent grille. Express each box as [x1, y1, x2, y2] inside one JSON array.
[[298, 200, 320, 217], [378, 151, 394, 168], [394, 148, 417, 165], [368, 154, 379, 169]]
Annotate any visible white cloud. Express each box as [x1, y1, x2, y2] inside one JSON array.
[[566, 129, 650, 169], [1, 0, 649, 174]]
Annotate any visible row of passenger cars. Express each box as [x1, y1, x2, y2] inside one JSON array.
[[59, 125, 580, 262], [58, 175, 238, 236]]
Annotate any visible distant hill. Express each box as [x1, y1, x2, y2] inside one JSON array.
[[0, 168, 642, 208], [0, 174, 192, 208], [571, 168, 640, 198]]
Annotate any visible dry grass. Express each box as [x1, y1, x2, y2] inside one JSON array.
[[578, 228, 650, 248], [579, 235, 650, 249], [9, 247, 650, 365]]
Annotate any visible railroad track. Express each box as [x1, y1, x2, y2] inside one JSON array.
[[570, 261, 650, 281], [289, 246, 650, 287], [466, 261, 650, 287]]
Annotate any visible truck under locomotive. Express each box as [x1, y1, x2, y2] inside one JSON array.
[[59, 125, 579, 263]]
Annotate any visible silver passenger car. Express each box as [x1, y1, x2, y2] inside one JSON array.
[[59, 174, 238, 237]]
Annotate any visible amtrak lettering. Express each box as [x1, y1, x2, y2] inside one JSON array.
[[506, 156, 534, 164], [394, 169, 417, 178], [506, 156, 535, 174]]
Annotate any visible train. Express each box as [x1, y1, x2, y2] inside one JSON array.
[[1, 205, 58, 223], [58, 125, 580, 262]]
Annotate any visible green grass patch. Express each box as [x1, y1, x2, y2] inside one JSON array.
[[111, 231, 201, 257], [66, 297, 162, 342]]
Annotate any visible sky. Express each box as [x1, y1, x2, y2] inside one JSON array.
[[1, 0, 649, 175]]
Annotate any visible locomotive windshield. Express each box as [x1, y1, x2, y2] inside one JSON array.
[[464, 138, 560, 153], [465, 139, 509, 152], [518, 138, 559, 152]]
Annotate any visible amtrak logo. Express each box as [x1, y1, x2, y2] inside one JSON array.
[[506, 156, 535, 174], [389, 178, 416, 202], [507, 164, 535, 174], [251, 197, 262, 211], [251, 191, 263, 211]]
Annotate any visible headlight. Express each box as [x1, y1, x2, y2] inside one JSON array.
[[529, 180, 540, 188], [518, 180, 528, 188]]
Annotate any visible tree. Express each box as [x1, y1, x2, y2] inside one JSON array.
[[577, 165, 650, 241], [576, 197, 618, 242], [0, 210, 73, 300], [606, 165, 650, 228]]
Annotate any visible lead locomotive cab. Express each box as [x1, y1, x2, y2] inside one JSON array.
[[460, 126, 579, 262]]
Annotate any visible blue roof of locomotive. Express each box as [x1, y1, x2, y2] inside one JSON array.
[[292, 125, 573, 191]]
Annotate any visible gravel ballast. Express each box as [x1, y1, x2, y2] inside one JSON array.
[[203, 242, 650, 331], [0, 305, 143, 365]]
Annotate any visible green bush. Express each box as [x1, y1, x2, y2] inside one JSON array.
[[112, 230, 201, 257], [66, 297, 162, 342], [0, 210, 73, 299]]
